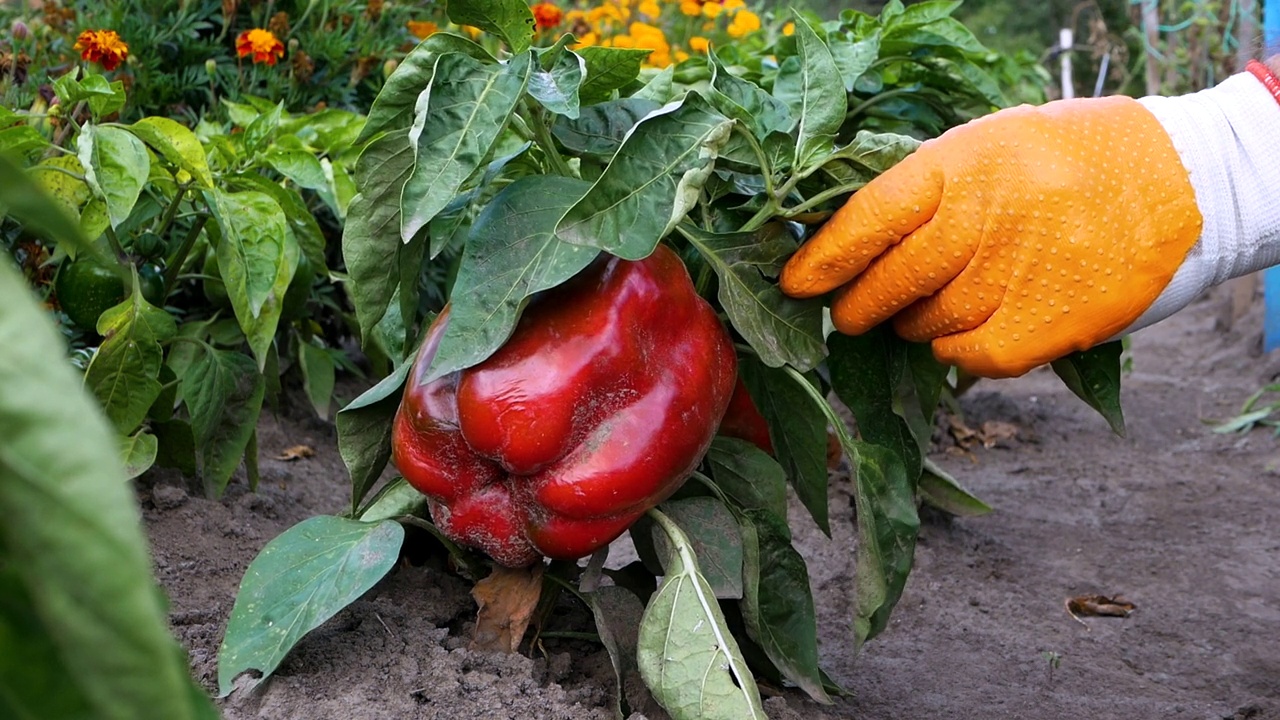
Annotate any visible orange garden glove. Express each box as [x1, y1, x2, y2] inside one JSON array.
[[781, 66, 1280, 377]]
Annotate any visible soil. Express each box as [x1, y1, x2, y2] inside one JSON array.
[[143, 287, 1280, 720]]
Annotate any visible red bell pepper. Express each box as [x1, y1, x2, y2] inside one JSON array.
[[391, 245, 737, 567]]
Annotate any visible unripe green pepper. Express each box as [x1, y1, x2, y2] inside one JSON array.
[[392, 245, 738, 567]]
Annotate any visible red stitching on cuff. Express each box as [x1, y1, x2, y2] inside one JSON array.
[[1246, 59, 1280, 107]]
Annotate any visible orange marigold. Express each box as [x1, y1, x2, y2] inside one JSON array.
[[74, 29, 129, 71], [406, 20, 438, 39], [236, 28, 285, 65], [531, 2, 563, 29]]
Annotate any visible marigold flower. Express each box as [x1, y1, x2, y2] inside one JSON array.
[[701, 2, 722, 18], [74, 29, 129, 71], [531, 2, 563, 29], [406, 20, 438, 39], [726, 9, 759, 38], [679, 0, 701, 16], [236, 28, 285, 65], [688, 35, 710, 53], [722, 0, 744, 10], [268, 11, 290, 38], [638, 0, 661, 18], [574, 31, 600, 47], [782, 21, 794, 36], [674, 49, 689, 62]]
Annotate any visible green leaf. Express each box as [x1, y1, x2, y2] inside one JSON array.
[[850, 441, 918, 647], [705, 437, 788, 527], [737, 510, 829, 704], [84, 290, 174, 435], [708, 51, 792, 139], [0, 154, 92, 254], [679, 224, 826, 370], [344, 130, 415, 341], [299, 339, 336, 421], [828, 329, 922, 479], [828, 31, 881, 92], [556, 94, 733, 260], [1050, 341, 1126, 436], [445, 0, 535, 53], [359, 33, 497, 144], [821, 130, 921, 179], [632, 65, 675, 103], [737, 355, 829, 535], [120, 430, 158, 480], [897, 341, 948, 457], [30, 156, 90, 222], [0, 125, 51, 155], [51, 73, 125, 118], [576, 47, 652, 104], [337, 360, 412, 513], [653, 497, 743, 600], [774, 17, 845, 171], [893, 0, 963, 27], [637, 509, 766, 720], [551, 97, 661, 157], [400, 51, 532, 242], [126, 117, 214, 188], [423, 176, 596, 382], [263, 149, 328, 190], [357, 476, 428, 522], [0, 257, 216, 720], [181, 344, 266, 498], [703, 436, 829, 701], [218, 516, 405, 696], [242, 101, 283, 156], [77, 124, 150, 230], [152, 419, 197, 476], [206, 188, 298, 369], [529, 44, 585, 118], [230, 172, 327, 273], [881, 18, 988, 56], [918, 458, 991, 517]]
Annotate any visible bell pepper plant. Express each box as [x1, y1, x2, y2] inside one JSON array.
[[217, 1, 1122, 717]]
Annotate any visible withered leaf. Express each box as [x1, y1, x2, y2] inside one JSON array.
[[275, 444, 315, 461], [1066, 594, 1136, 624], [472, 563, 545, 653]]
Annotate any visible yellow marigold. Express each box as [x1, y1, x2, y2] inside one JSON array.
[[679, 0, 701, 16], [722, 0, 744, 10], [574, 31, 600, 47], [726, 9, 759, 38], [460, 25, 484, 38], [646, 49, 671, 67], [701, 2, 722, 18], [74, 29, 128, 71], [406, 20, 438, 39], [674, 49, 689, 62], [628, 21, 666, 45], [612, 34, 636, 48], [688, 35, 710, 53], [638, 0, 661, 18], [588, 4, 625, 25], [782, 21, 794, 36], [236, 28, 285, 65], [531, 2, 563, 29]]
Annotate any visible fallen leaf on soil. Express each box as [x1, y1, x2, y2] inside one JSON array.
[[947, 416, 1021, 450], [471, 563, 545, 653], [1066, 594, 1136, 625], [275, 444, 315, 461]]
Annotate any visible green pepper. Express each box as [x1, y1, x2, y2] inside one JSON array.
[[55, 257, 165, 331]]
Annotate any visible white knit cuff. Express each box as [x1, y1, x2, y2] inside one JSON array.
[[1122, 72, 1280, 335]]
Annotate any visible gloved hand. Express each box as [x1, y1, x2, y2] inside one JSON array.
[[781, 66, 1280, 377]]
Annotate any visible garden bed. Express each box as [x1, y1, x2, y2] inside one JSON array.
[[146, 286, 1280, 720]]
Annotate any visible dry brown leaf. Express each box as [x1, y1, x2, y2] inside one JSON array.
[[979, 420, 1019, 448], [471, 563, 545, 653], [275, 444, 315, 461], [946, 416, 1020, 450], [1066, 594, 1136, 625]]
